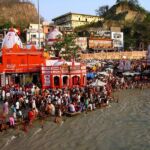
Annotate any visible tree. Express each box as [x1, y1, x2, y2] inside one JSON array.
[[96, 5, 109, 17], [52, 37, 64, 57], [129, 0, 139, 6], [116, 0, 124, 4], [0, 21, 12, 29], [52, 34, 80, 61], [116, 0, 139, 5]]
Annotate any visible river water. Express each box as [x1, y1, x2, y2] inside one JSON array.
[[0, 89, 150, 150]]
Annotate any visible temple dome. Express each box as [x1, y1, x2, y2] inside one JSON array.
[[2, 28, 23, 49], [47, 28, 62, 45]]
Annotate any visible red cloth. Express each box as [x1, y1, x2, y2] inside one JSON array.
[[28, 111, 35, 121]]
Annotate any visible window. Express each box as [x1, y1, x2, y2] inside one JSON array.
[[31, 34, 36, 38], [41, 42, 44, 47], [114, 34, 121, 39], [31, 41, 36, 45]]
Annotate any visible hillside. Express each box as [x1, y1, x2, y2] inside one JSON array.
[[105, 1, 146, 21], [0, 0, 39, 29], [76, 0, 150, 50]]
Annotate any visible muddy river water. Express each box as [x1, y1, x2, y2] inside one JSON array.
[[0, 89, 150, 150]]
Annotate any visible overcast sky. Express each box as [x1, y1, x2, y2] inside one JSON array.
[[31, 0, 150, 21]]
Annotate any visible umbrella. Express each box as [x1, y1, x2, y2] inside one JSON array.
[[142, 70, 150, 75], [90, 80, 106, 87], [97, 72, 109, 76], [105, 68, 113, 72], [123, 72, 140, 76]]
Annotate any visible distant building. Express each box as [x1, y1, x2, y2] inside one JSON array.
[[42, 21, 51, 35], [111, 32, 124, 49], [26, 23, 45, 48], [59, 26, 74, 35], [52, 12, 103, 28]]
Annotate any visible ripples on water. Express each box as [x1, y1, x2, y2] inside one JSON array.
[[0, 89, 150, 150]]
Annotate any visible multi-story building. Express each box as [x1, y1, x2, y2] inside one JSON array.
[[52, 12, 103, 28], [26, 23, 45, 48]]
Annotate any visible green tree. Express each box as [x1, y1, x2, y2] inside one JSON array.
[[116, 0, 139, 5], [52, 34, 80, 61], [53, 37, 64, 57], [116, 0, 124, 4], [0, 21, 12, 29], [129, 0, 139, 5], [96, 5, 109, 17]]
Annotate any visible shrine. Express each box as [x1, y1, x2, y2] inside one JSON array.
[[41, 59, 86, 89]]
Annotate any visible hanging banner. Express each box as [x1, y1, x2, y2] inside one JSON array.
[[41, 66, 51, 89], [111, 32, 124, 48], [44, 75, 50, 86], [75, 37, 87, 51]]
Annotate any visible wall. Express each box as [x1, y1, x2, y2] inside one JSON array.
[[0, 45, 44, 73], [88, 38, 113, 49], [80, 51, 146, 60]]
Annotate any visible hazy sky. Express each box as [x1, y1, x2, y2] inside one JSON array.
[[31, 0, 150, 21]]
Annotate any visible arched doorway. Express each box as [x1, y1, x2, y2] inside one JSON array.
[[72, 76, 80, 86], [15, 76, 20, 84], [54, 76, 60, 87], [63, 76, 68, 86], [32, 74, 38, 84]]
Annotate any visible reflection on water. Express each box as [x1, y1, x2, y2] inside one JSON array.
[[0, 89, 150, 150]]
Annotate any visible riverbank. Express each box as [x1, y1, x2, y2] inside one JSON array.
[[0, 88, 150, 150]]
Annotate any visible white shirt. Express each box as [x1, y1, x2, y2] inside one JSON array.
[[57, 98, 61, 105], [69, 104, 75, 112], [16, 101, 20, 109], [32, 100, 36, 109], [50, 104, 55, 115], [6, 92, 10, 97], [2, 90, 5, 98]]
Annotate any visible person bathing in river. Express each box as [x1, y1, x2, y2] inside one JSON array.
[[54, 105, 63, 124]]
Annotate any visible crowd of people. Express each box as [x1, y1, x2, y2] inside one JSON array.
[[0, 59, 150, 132]]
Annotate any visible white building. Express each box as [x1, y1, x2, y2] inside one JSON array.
[[111, 32, 124, 49], [52, 12, 103, 28], [26, 23, 45, 48]]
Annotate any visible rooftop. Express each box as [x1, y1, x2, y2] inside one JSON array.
[[52, 12, 100, 21]]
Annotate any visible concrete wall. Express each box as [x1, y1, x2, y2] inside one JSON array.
[[80, 51, 146, 60]]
